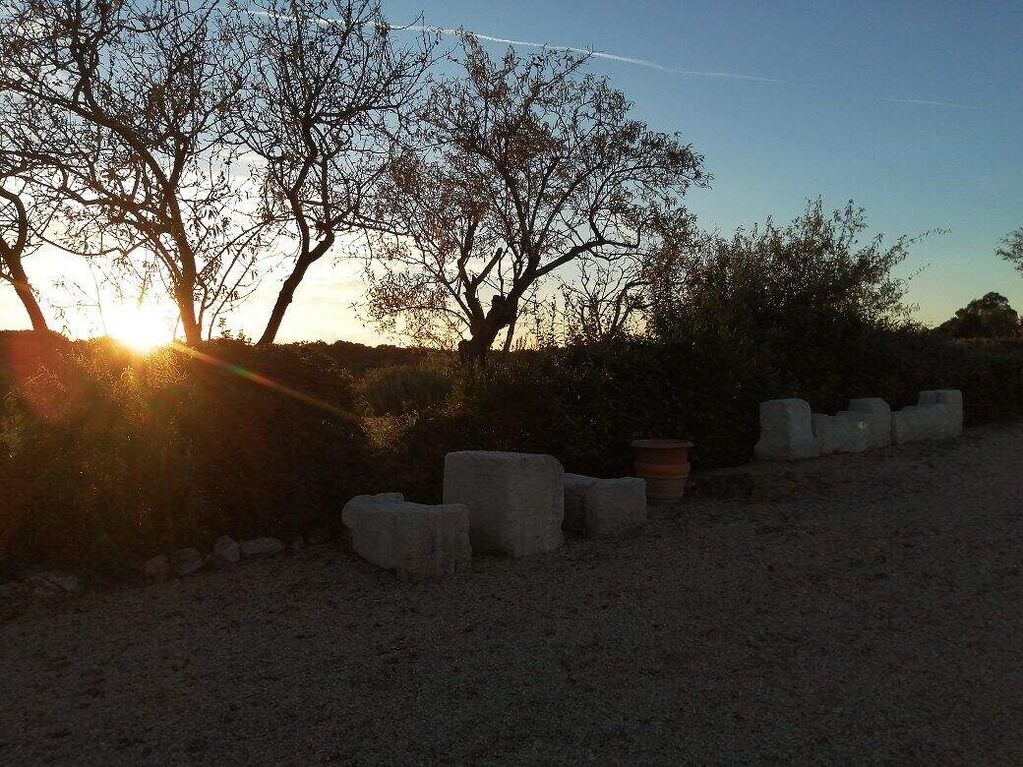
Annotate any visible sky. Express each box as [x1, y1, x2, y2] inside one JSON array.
[[2, 0, 1021, 344]]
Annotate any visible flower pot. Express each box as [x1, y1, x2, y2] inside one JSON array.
[[630, 439, 694, 505]]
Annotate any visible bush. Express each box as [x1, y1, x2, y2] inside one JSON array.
[[358, 364, 455, 415], [3, 328, 1023, 578], [0, 337, 379, 576]]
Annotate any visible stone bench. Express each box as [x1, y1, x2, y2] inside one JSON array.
[[341, 493, 471, 581], [443, 451, 564, 557], [563, 474, 646, 538]]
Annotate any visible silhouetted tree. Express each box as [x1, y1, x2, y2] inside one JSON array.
[[648, 199, 922, 346], [0, 143, 51, 332], [997, 227, 1023, 278], [0, 0, 264, 346], [937, 292, 1021, 338], [236, 0, 435, 345], [363, 38, 706, 363]]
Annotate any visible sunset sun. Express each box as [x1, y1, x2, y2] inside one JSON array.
[[108, 302, 175, 352]]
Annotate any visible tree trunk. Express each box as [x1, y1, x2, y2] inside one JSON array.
[[458, 295, 520, 367], [257, 230, 335, 346], [175, 285, 202, 346], [257, 259, 311, 346], [459, 320, 506, 367], [8, 261, 48, 332]]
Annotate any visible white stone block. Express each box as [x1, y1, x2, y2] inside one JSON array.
[[754, 399, 820, 461], [563, 474, 647, 538], [918, 390, 963, 437], [847, 398, 893, 448], [835, 412, 872, 452], [813, 413, 870, 454], [892, 404, 951, 443], [443, 451, 564, 557], [342, 495, 471, 580], [341, 492, 405, 528]]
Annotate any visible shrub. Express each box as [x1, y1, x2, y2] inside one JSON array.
[[0, 337, 379, 576], [358, 364, 455, 415], [3, 329, 1023, 578]]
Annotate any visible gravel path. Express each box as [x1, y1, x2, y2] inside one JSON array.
[[2, 422, 1022, 765]]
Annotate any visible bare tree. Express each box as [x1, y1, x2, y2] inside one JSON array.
[[0, 0, 264, 346], [0, 130, 52, 332], [557, 258, 646, 343], [235, 0, 434, 345], [363, 38, 707, 364]]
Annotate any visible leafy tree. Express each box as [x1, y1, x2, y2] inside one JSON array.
[[937, 292, 1021, 338], [648, 199, 921, 347], [363, 38, 706, 364]]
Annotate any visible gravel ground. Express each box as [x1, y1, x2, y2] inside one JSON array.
[[2, 422, 1022, 765]]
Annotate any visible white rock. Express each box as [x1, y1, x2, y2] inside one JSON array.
[[563, 474, 593, 532], [443, 451, 564, 557], [754, 399, 820, 461], [847, 398, 893, 449], [342, 497, 471, 580], [341, 493, 405, 529], [892, 404, 951, 444], [834, 412, 872, 452], [563, 474, 647, 538], [143, 555, 171, 580], [239, 537, 285, 557], [918, 389, 963, 437], [211, 536, 240, 566], [812, 413, 869, 454], [173, 548, 205, 576]]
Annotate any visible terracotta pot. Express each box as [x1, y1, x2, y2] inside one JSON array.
[[630, 439, 694, 505]]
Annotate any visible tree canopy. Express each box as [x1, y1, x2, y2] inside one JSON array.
[[937, 292, 1021, 339], [362, 38, 706, 362]]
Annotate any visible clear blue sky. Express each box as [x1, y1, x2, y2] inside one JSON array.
[[380, 0, 1023, 328], [2, 0, 1020, 341]]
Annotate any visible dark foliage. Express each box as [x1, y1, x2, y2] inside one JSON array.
[[0, 335, 378, 576], [937, 292, 1021, 339], [3, 328, 1023, 577]]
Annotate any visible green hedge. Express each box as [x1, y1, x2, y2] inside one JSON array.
[[2, 329, 1022, 576]]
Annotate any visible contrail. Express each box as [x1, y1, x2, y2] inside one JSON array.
[[885, 97, 979, 110], [254, 11, 982, 107], [397, 23, 788, 84]]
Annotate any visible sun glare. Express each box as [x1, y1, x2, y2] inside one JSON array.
[[107, 303, 175, 353]]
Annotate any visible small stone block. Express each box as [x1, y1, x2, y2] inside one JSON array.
[[443, 451, 564, 557], [813, 413, 870, 454], [754, 399, 820, 461], [918, 390, 963, 437], [342, 496, 471, 580], [847, 398, 893, 448], [892, 404, 951, 443], [563, 474, 647, 538]]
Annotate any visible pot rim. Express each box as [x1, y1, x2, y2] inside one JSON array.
[[630, 438, 694, 449]]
